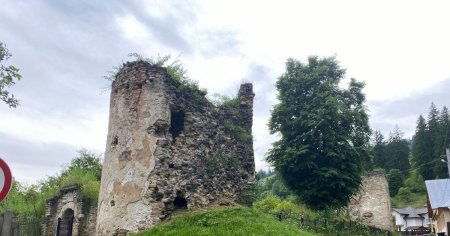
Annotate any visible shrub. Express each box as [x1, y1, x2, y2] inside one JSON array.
[[106, 53, 207, 101], [255, 193, 299, 218], [60, 167, 100, 204]]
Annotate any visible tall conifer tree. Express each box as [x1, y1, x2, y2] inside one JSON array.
[[412, 115, 432, 179]]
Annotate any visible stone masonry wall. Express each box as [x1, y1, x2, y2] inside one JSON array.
[[43, 185, 97, 236], [96, 61, 255, 235], [348, 170, 392, 231]]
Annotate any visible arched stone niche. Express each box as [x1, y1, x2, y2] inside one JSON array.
[[43, 185, 98, 236]]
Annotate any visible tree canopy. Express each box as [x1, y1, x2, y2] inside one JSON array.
[[412, 104, 450, 179], [372, 127, 410, 174], [0, 42, 21, 108], [267, 56, 371, 210]]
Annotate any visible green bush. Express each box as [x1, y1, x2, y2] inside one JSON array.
[[60, 167, 100, 204], [404, 170, 426, 193], [254, 193, 280, 212], [255, 193, 299, 218]]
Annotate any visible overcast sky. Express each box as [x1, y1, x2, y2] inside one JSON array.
[[1, 0, 450, 184]]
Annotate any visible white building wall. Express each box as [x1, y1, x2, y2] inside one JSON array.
[[406, 217, 424, 228], [392, 211, 406, 231]]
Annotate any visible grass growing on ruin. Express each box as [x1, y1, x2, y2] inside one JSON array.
[[134, 206, 318, 236], [224, 120, 252, 142], [210, 93, 240, 108], [105, 53, 208, 100]]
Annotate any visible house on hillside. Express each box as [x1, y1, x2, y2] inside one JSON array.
[[392, 207, 429, 233], [425, 179, 450, 235]]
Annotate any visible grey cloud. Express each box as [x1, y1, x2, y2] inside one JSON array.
[[197, 30, 241, 57], [245, 63, 278, 168], [369, 78, 450, 137], [0, 132, 99, 182], [247, 63, 278, 118]]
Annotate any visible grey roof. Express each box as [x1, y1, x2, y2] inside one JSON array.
[[425, 179, 450, 209], [393, 207, 428, 217]]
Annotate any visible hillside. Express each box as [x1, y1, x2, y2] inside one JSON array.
[[134, 206, 317, 236]]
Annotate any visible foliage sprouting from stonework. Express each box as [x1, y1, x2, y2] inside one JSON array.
[[105, 53, 207, 100], [224, 120, 252, 142], [210, 93, 240, 108]]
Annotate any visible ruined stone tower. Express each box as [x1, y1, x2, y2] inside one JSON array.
[[96, 61, 255, 235], [348, 170, 392, 231]]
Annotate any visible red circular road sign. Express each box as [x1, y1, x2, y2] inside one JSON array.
[[0, 158, 12, 202]]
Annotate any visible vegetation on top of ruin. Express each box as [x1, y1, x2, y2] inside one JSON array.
[[105, 53, 253, 109], [210, 93, 240, 108], [133, 206, 318, 236], [223, 120, 252, 142], [104, 53, 208, 101]]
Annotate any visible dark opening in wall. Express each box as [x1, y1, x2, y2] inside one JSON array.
[[169, 110, 184, 139], [173, 197, 188, 210], [111, 136, 118, 146]]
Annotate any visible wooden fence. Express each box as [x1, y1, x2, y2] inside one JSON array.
[[275, 212, 392, 236]]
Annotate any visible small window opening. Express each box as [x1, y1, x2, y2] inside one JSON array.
[[111, 136, 118, 145], [173, 197, 188, 210], [169, 110, 185, 139]]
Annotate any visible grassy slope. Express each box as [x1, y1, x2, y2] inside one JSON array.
[[391, 192, 427, 208], [134, 206, 317, 236]]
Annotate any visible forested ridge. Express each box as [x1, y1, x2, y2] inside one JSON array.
[[379, 103, 450, 207]]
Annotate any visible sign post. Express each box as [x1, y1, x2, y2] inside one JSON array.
[[0, 158, 12, 202]]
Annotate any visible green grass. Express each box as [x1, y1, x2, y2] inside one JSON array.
[[391, 192, 427, 208], [134, 206, 318, 236]]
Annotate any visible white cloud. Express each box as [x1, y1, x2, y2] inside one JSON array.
[[0, 108, 108, 150], [116, 15, 152, 45]]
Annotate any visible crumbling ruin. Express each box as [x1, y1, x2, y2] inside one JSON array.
[[96, 61, 255, 235], [43, 185, 97, 236], [348, 170, 393, 231]]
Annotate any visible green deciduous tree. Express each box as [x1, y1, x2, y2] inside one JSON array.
[[0, 42, 21, 108], [63, 148, 102, 181], [388, 169, 404, 197], [267, 56, 371, 210]]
